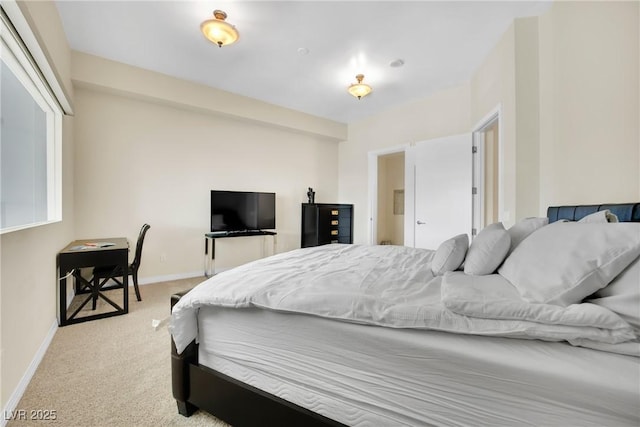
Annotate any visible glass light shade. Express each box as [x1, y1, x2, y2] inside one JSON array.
[[201, 10, 239, 47], [348, 74, 372, 99]]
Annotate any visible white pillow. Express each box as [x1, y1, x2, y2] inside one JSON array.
[[506, 217, 548, 255], [587, 256, 640, 331], [578, 210, 619, 223], [431, 234, 468, 276], [464, 222, 511, 275], [498, 222, 640, 306]]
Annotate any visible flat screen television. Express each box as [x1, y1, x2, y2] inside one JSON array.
[[210, 190, 276, 232]]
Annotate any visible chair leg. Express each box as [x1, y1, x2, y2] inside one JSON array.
[[92, 276, 99, 310], [132, 271, 142, 301]]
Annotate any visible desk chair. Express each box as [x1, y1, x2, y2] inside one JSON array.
[[92, 224, 150, 304]]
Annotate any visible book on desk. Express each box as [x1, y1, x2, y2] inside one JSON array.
[[68, 242, 116, 251]]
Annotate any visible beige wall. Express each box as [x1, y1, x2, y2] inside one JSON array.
[[346, 0, 639, 241], [71, 52, 346, 143], [0, 0, 75, 412], [514, 17, 541, 220], [472, 1, 639, 220], [538, 1, 639, 209], [470, 16, 542, 225], [470, 23, 518, 225], [73, 85, 341, 275], [70, 54, 346, 274], [340, 84, 472, 244]]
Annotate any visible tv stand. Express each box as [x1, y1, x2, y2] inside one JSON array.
[[204, 230, 277, 277]]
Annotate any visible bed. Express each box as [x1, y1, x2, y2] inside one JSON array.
[[170, 203, 640, 426]]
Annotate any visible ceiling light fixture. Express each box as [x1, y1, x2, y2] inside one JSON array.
[[348, 74, 372, 100], [201, 10, 239, 48]]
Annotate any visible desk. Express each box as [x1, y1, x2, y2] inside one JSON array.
[[204, 231, 277, 277], [57, 237, 129, 326]]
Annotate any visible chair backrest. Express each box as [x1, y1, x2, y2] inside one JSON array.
[[131, 224, 151, 269]]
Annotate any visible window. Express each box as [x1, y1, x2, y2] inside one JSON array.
[[1, 8, 63, 233]]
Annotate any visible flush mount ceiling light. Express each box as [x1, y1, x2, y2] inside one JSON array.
[[348, 74, 372, 100], [201, 10, 239, 48]]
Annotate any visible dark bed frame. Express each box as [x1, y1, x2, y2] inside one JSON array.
[[171, 202, 640, 426], [170, 291, 346, 427]]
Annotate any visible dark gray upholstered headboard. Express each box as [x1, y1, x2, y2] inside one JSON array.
[[547, 203, 640, 223]]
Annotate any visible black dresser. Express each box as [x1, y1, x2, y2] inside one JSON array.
[[301, 203, 353, 248]]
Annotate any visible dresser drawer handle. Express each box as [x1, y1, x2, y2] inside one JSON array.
[[331, 210, 339, 215], [331, 230, 339, 236], [331, 220, 339, 226]]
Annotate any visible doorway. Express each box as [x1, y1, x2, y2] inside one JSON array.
[[368, 132, 472, 249], [376, 152, 405, 245], [472, 106, 502, 236]]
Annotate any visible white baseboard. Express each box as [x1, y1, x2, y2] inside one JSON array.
[[75, 271, 206, 292], [94, 271, 205, 290], [138, 271, 205, 285], [0, 271, 205, 426], [1, 320, 57, 427]]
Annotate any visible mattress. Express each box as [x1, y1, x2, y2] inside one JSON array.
[[198, 306, 640, 427], [171, 244, 639, 356]]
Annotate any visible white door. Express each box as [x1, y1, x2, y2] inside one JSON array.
[[405, 134, 472, 250]]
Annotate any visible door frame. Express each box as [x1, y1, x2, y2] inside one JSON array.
[[367, 145, 408, 245], [472, 104, 503, 236]]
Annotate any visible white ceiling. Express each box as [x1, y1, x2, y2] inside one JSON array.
[[55, 1, 552, 124]]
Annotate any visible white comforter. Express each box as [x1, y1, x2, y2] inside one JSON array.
[[170, 244, 638, 355]]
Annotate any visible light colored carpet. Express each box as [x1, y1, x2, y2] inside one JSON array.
[[9, 277, 231, 426]]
